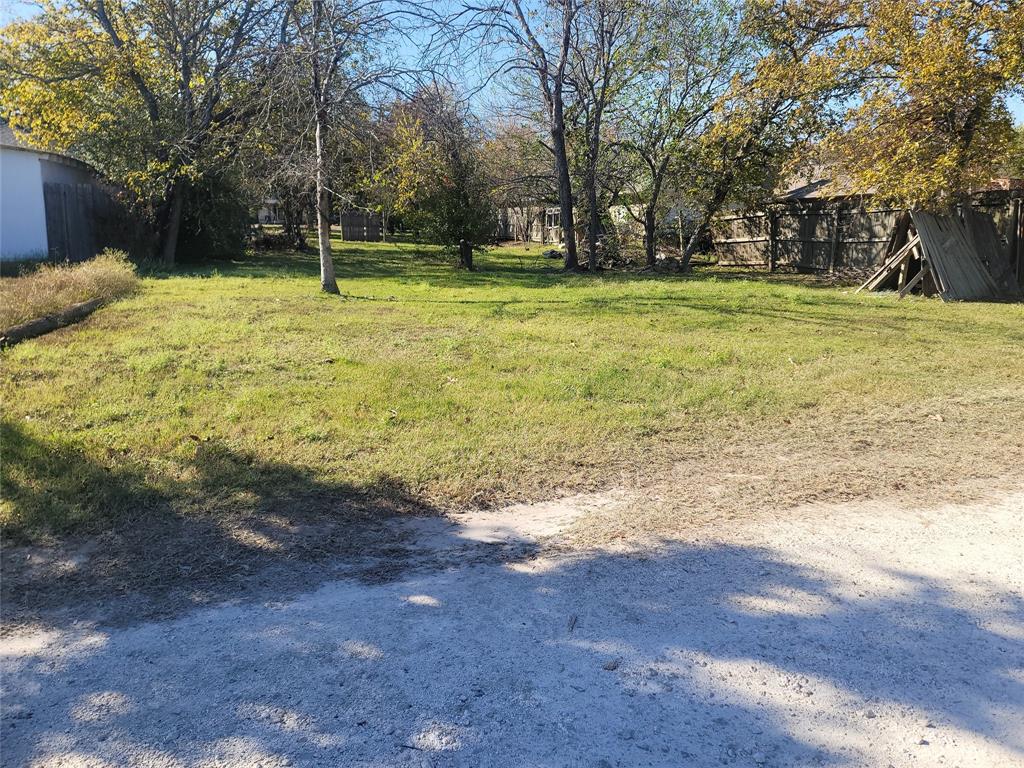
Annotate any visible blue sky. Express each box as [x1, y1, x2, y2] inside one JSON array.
[[1, 0, 1022, 124]]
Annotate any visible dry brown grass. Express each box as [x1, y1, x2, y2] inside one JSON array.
[[0, 250, 139, 329], [569, 385, 1024, 547]]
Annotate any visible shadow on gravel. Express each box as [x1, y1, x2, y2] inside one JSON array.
[[2, 526, 1022, 767], [1, 420, 534, 633]]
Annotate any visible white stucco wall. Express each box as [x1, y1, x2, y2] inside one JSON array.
[[0, 147, 48, 261]]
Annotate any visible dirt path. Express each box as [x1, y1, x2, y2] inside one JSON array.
[[2, 489, 1022, 768]]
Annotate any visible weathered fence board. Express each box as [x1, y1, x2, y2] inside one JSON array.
[[339, 211, 382, 242], [42, 181, 134, 262]]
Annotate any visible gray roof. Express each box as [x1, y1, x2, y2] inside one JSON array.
[[0, 119, 99, 175], [0, 120, 32, 150]]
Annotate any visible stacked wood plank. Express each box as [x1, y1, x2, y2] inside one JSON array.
[[857, 210, 1017, 302]]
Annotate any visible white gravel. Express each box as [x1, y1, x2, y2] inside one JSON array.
[[2, 490, 1022, 767]]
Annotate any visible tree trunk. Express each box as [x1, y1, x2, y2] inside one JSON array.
[[585, 166, 600, 271], [550, 106, 578, 270], [644, 207, 657, 268], [159, 180, 185, 267], [681, 179, 732, 271], [583, 105, 606, 271], [283, 195, 306, 250], [459, 239, 474, 270], [315, 108, 339, 294], [681, 221, 707, 270]]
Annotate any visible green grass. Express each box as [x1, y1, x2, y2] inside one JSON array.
[[2, 239, 1022, 539]]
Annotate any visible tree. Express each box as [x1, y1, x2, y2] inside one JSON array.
[[612, 0, 739, 267], [0, 0, 287, 265], [395, 88, 497, 257], [1006, 123, 1024, 178], [676, 0, 853, 268], [284, 0, 429, 292], [566, 0, 648, 269], [452, 0, 582, 270], [357, 104, 437, 239], [482, 121, 556, 242], [828, 0, 1024, 209], [240, 59, 318, 251]]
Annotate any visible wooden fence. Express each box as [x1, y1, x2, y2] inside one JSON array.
[[43, 182, 133, 262], [339, 210, 382, 242], [713, 198, 1023, 285]]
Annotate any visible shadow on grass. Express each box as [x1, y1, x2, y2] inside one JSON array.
[[2, 512, 1021, 766], [155, 244, 992, 338], [166, 241, 864, 294], [1, 420, 505, 631]]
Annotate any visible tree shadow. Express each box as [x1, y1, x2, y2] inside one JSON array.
[[1, 420, 538, 632], [2, 518, 1021, 766], [160, 242, 868, 295]]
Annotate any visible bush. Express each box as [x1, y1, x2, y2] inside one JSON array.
[[0, 249, 139, 328], [177, 174, 252, 261]]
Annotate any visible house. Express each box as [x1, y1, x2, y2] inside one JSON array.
[[257, 198, 284, 225], [1, 121, 132, 263], [498, 198, 695, 252], [496, 205, 563, 244]]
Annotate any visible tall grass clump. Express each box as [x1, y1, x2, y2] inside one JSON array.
[[0, 249, 139, 329]]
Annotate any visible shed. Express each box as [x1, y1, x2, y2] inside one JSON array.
[[1, 121, 133, 263]]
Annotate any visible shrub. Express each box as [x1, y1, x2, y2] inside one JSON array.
[[177, 173, 252, 261], [0, 249, 139, 329]]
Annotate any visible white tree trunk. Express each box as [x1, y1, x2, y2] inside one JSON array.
[[315, 109, 339, 294]]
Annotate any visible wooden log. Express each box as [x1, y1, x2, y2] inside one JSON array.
[[856, 234, 921, 293], [898, 265, 930, 298], [0, 297, 105, 349]]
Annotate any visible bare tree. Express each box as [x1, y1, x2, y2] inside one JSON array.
[[284, 0, 433, 292], [566, 0, 645, 270], [612, 0, 738, 268], [449, 0, 581, 270]]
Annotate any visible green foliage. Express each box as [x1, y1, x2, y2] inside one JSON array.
[[827, 0, 1024, 208], [407, 141, 497, 249], [0, 0, 281, 259], [367, 91, 497, 249], [1006, 124, 1024, 178], [177, 174, 253, 262]]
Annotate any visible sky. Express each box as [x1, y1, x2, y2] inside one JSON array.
[[1, 0, 1022, 125]]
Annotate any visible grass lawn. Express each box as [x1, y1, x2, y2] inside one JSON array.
[[3, 239, 1023, 540]]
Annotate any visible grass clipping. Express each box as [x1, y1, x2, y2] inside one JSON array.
[[0, 250, 139, 329]]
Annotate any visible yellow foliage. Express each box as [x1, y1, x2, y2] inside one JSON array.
[[828, 0, 1023, 208]]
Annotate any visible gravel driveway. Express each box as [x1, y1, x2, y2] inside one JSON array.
[[2, 490, 1022, 767]]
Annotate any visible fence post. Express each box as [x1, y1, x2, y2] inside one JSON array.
[[768, 210, 778, 272], [828, 208, 840, 273], [1013, 197, 1022, 286]]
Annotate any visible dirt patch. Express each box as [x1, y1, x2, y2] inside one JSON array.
[[571, 387, 1024, 547], [2, 490, 1021, 767]]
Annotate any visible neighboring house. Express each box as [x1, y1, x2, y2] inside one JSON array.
[[257, 199, 283, 224], [496, 206, 562, 244], [498, 201, 695, 250], [0, 121, 133, 262]]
